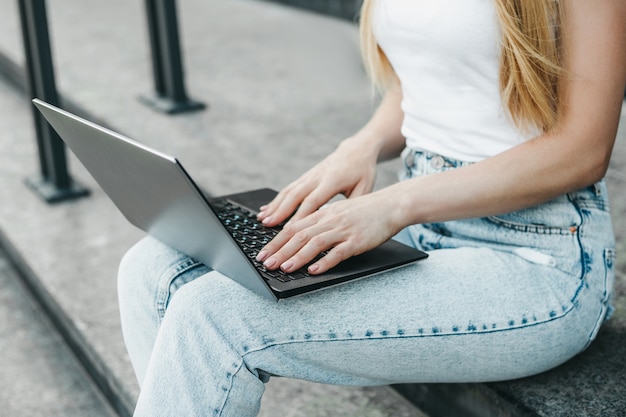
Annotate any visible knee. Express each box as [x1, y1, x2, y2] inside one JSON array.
[[118, 236, 213, 321], [117, 236, 185, 319], [164, 273, 239, 322], [163, 272, 274, 348], [118, 236, 162, 305]]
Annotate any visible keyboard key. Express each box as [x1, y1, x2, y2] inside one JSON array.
[[212, 198, 323, 283]]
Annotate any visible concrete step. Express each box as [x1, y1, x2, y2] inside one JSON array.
[[0, 0, 428, 415], [0, 245, 117, 417], [0, 74, 427, 417]]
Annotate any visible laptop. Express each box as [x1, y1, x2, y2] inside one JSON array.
[[33, 99, 428, 301]]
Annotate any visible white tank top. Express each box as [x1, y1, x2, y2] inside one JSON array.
[[373, 0, 536, 162]]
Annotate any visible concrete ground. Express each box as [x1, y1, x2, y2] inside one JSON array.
[[0, 0, 425, 416], [0, 245, 117, 417], [0, 0, 624, 416]]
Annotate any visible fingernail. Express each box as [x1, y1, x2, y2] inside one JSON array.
[[263, 258, 277, 269], [262, 216, 273, 225], [256, 250, 268, 262], [308, 264, 320, 274], [280, 260, 294, 272]]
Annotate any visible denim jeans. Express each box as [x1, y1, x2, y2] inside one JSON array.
[[118, 149, 615, 417]]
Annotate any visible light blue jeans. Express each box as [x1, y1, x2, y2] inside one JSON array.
[[118, 149, 615, 417]]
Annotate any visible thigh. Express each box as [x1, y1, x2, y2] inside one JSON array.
[[118, 236, 212, 323], [168, 243, 603, 386], [117, 236, 212, 383]]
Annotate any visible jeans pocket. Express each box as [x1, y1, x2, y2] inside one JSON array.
[[486, 195, 581, 236]]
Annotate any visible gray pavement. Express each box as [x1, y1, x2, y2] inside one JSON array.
[[0, 246, 117, 417], [0, 0, 424, 416], [0, 0, 624, 416]]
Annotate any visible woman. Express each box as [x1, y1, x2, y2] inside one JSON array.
[[118, 1, 626, 416]]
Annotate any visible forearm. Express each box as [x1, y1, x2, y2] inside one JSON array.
[[387, 125, 618, 230], [257, 0, 625, 276], [387, 0, 626, 230]]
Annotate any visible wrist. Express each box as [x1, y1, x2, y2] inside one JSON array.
[[338, 134, 382, 161], [342, 129, 399, 162], [376, 183, 416, 235]]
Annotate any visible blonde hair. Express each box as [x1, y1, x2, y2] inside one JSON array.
[[359, 0, 563, 132]]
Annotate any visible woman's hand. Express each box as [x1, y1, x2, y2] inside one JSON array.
[[258, 80, 406, 228], [256, 188, 404, 275], [255, 80, 407, 274], [257, 136, 379, 227]]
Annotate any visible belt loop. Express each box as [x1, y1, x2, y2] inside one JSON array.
[[592, 182, 602, 196], [402, 147, 415, 170]]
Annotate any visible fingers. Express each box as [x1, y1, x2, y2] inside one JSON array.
[[256, 217, 320, 269], [269, 230, 329, 273], [287, 185, 338, 224], [257, 146, 378, 227], [260, 237, 349, 275], [256, 211, 376, 276], [256, 214, 353, 275], [306, 243, 351, 274], [348, 177, 375, 199], [257, 187, 302, 226], [258, 180, 336, 227]]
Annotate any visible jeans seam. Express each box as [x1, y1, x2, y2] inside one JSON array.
[[241, 304, 582, 356], [582, 247, 614, 348], [215, 359, 245, 417], [485, 215, 576, 235], [155, 258, 205, 321], [569, 193, 590, 301]]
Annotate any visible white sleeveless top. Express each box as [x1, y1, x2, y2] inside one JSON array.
[[373, 0, 536, 162]]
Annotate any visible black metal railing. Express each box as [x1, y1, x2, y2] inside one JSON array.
[[9, 0, 205, 204], [264, 0, 362, 21], [5, 0, 625, 205], [18, 0, 89, 203], [139, 0, 206, 114]]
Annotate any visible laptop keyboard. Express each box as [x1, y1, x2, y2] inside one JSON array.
[[211, 199, 316, 282]]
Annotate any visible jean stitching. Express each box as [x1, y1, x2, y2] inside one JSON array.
[[214, 359, 245, 417], [485, 215, 576, 235], [240, 301, 582, 357], [155, 258, 206, 321], [582, 247, 615, 348], [241, 229, 591, 355], [567, 182, 610, 212]]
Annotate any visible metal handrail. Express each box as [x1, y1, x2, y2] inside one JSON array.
[[139, 0, 205, 114], [18, 0, 89, 203], [14, 0, 206, 204]]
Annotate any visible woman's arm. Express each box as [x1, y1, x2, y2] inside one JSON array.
[[355, 79, 407, 163], [259, 0, 626, 275], [257, 79, 405, 226], [392, 0, 626, 226]]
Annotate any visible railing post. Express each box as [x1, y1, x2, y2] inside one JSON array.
[[140, 0, 205, 114], [18, 0, 88, 203]]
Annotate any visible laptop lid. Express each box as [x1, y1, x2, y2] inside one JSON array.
[[33, 99, 427, 301]]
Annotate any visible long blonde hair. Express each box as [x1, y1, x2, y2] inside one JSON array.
[[359, 0, 563, 132]]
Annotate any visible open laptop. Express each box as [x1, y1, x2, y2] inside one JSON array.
[[33, 99, 427, 301]]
